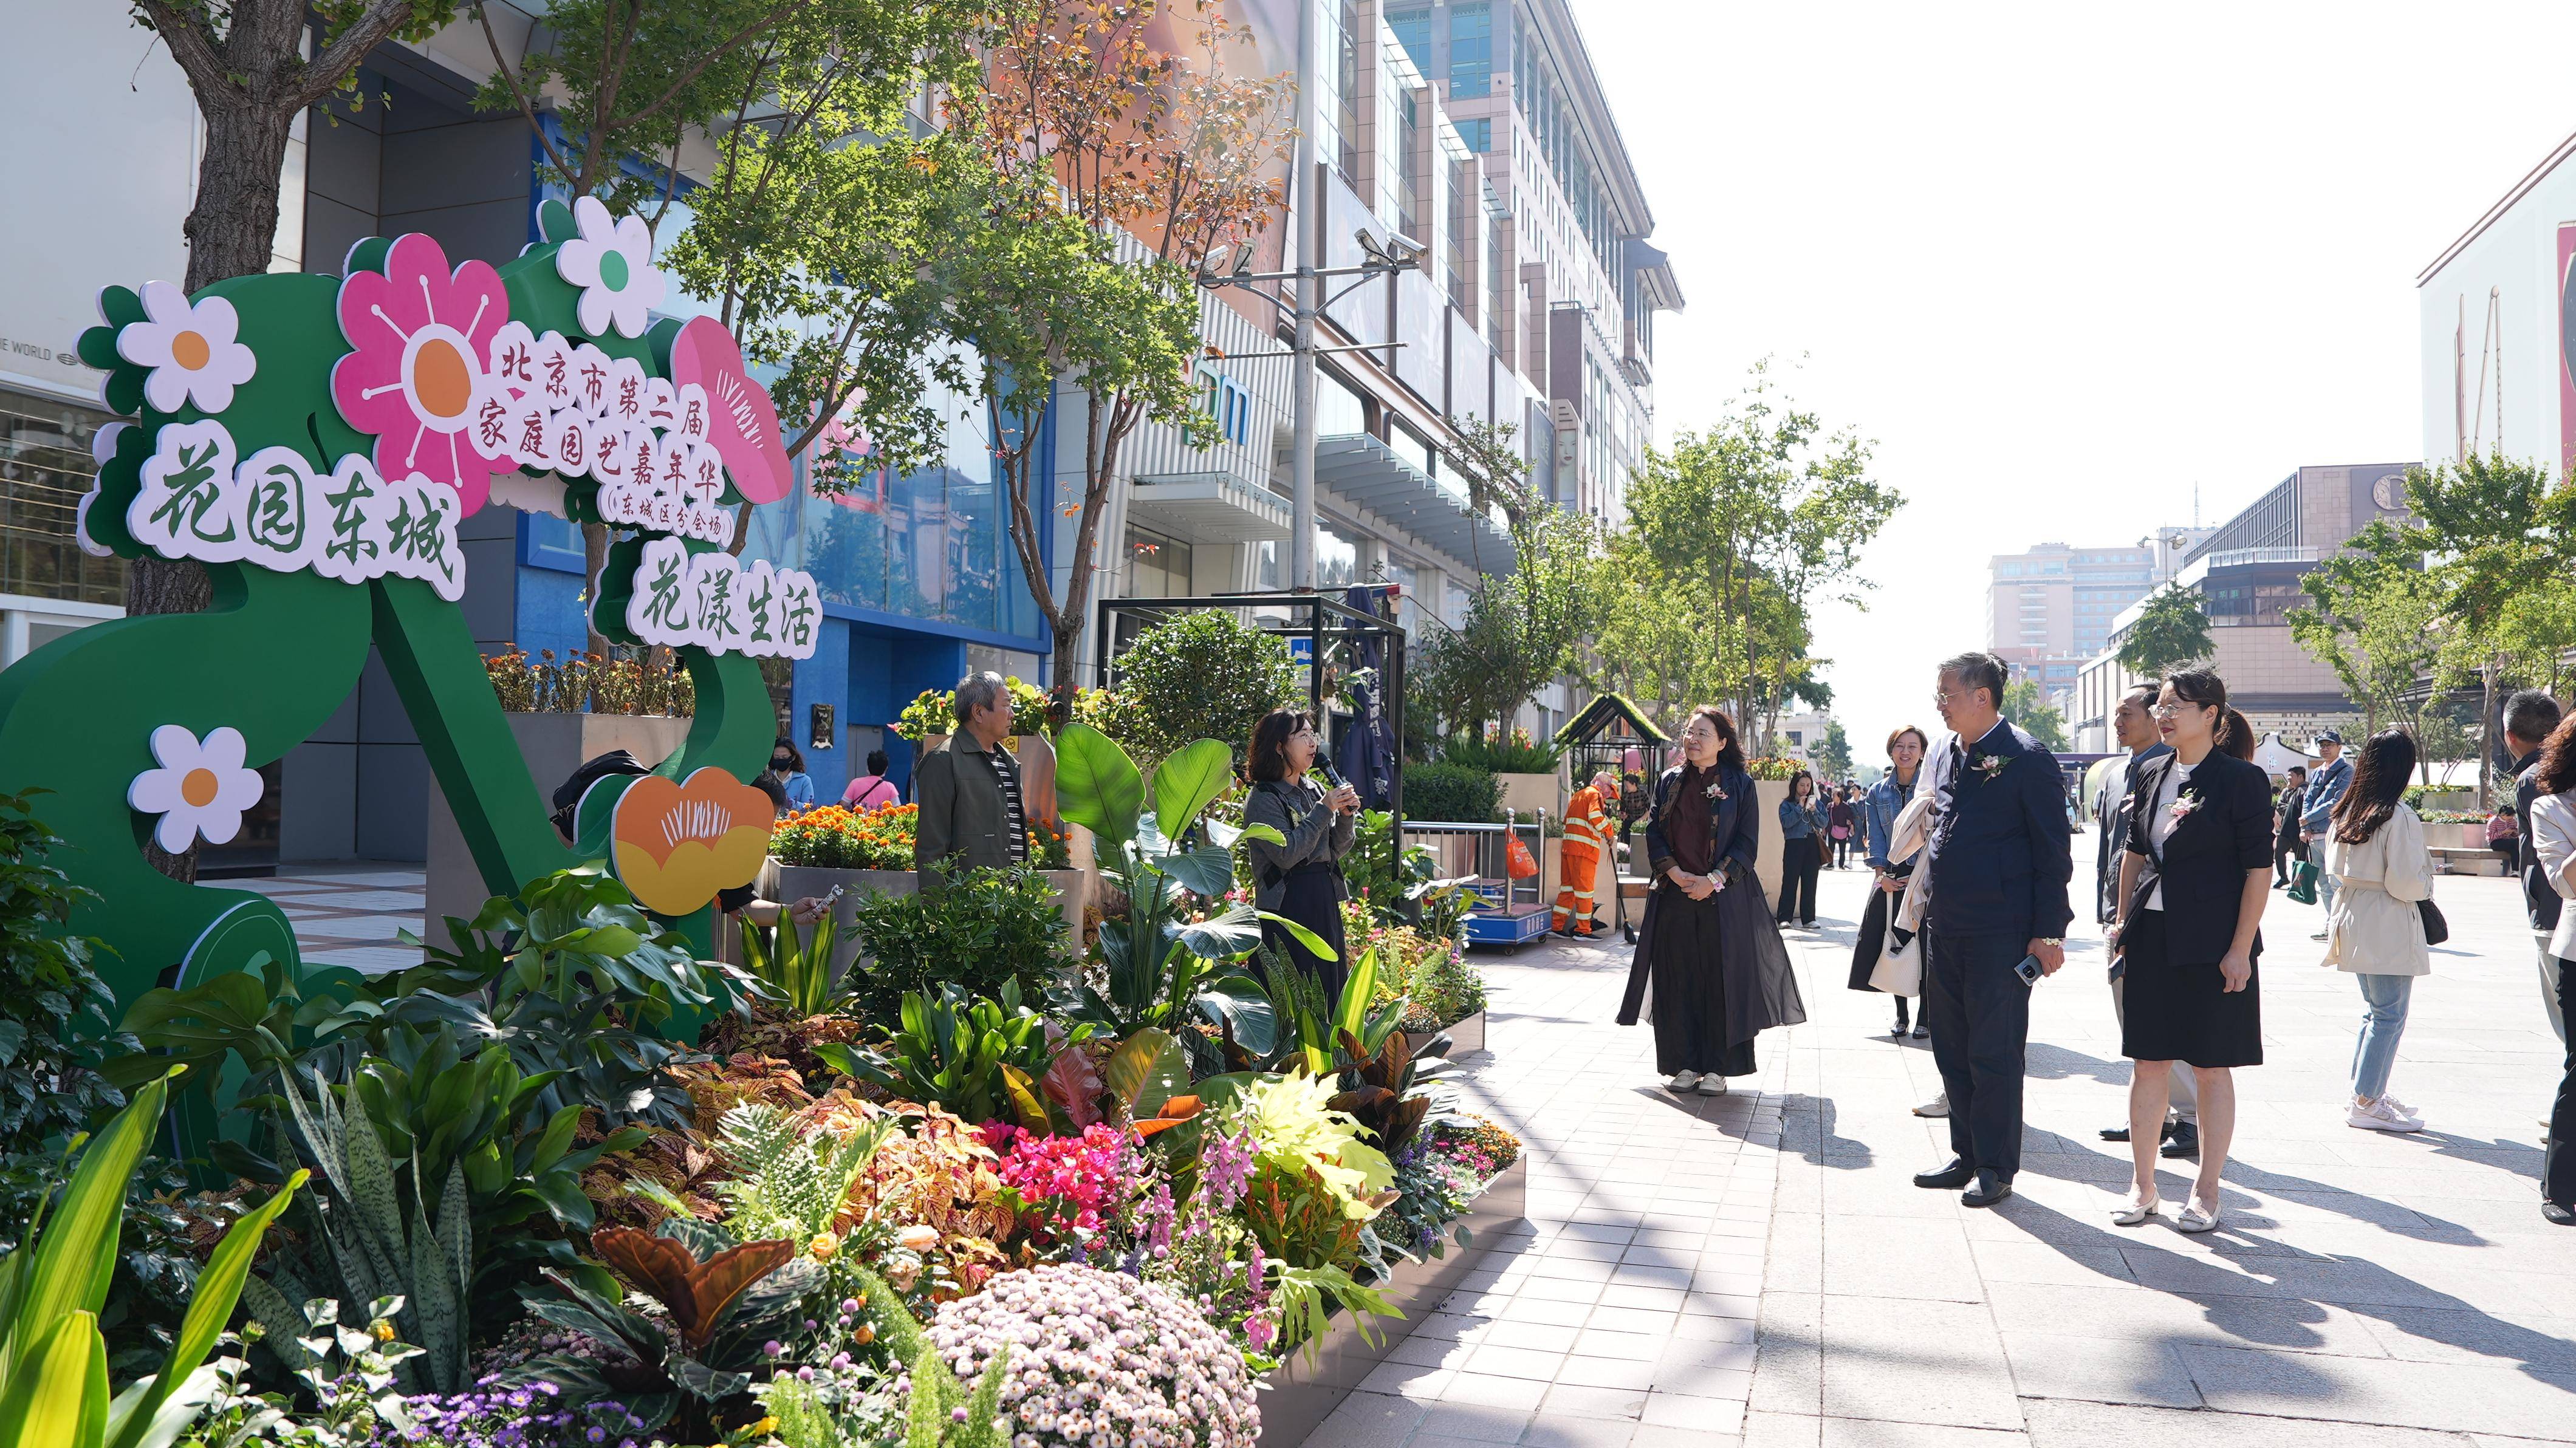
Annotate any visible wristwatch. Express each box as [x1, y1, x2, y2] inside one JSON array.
[[2036, 937, 2064, 948]]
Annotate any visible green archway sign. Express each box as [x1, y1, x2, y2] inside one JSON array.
[[0, 199, 817, 1150]]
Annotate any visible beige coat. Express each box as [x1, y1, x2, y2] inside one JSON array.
[[2320, 804, 2433, 977]]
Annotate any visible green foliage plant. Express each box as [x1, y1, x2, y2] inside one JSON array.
[[0, 790, 132, 1155], [1101, 612, 1299, 771], [1050, 728, 1305, 1073], [820, 982, 1084, 1130], [739, 912, 843, 1019], [844, 869, 1069, 1020], [1397, 763, 1499, 825], [1436, 729, 1562, 775], [0, 1070, 307, 1448], [763, 1263, 1010, 1448]]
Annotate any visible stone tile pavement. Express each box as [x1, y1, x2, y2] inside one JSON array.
[[234, 867, 426, 972], [1314, 846, 2576, 1447]]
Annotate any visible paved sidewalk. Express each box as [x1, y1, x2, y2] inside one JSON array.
[[1318, 846, 2576, 1448], [235, 867, 426, 972]]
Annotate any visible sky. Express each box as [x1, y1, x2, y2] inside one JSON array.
[[1580, 1, 2576, 763]]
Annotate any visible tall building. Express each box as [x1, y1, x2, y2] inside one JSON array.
[[2417, 128, 2576, 471], [1985, 543, 2160, 703], [2073, 465, 2413, 751]]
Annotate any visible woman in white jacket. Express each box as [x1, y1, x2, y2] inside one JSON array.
[[2320, 729, 2434, 1133]]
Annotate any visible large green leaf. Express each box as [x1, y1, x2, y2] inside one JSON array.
[[1151, 740, 1235, 842], [1160, 843, 1239, 900], [1177, 904, 1264, 962], [1098, 1029, 1191, 1116], [0, 1309, 104, 1448], [5, 1073, 169, 1384], [1255, 910, 1338, 961], [103, 1169, 307, 1448], [1195, 978, 1279, 1056], [1053, 725, 1144, 848]]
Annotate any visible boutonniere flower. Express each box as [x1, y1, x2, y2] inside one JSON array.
[[2168, 794, 2205, 821], [1972, 755, 2007, 779], [1705, 779, 1727, 801]]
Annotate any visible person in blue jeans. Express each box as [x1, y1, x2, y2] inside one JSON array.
[[2319, 729, 2434, 1132], [1776, 770, 1827, 927], [2300, 730, 2352, 938]]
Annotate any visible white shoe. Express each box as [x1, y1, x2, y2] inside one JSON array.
[[1697, 1075, 1730, 1095], [2380, 1093, 2422, 1122], [2309, 929, 2329, 941], [2348, 1096, 2423, 1132], [2111, 1193, 2162, 1227], [1913, 1091, 1951, 1118], [1668, 1071, 1701, 1093]]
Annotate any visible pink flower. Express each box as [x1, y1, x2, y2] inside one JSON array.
[[330, 233, 515, 514]]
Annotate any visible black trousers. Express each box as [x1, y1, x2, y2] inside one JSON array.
[[2549, 955, 2576, 1209], [1776, 842, 1820, 923], [1923, 928, 2032, 1179], [2273, 839, 2299, 884]]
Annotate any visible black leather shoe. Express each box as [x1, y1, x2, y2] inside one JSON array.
[[1961, 1170, 2013, 1208], [2161, 1122, 2201, 1159], [1914, 1158, 1975, 1189], [2100, 1125, 2130, 1142], [2545, 1201, 2575, 1227]]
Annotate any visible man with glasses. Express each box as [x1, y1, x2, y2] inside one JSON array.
[[1911, 651, 2075, 1208]]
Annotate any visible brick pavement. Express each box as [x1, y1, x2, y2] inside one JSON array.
[[1315, 850, 2576, 1448]]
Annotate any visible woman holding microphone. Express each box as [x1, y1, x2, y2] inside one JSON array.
[[1244, 709, 1362, 1007]]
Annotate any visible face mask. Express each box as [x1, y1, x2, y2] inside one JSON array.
[[772, 758, 793, 771]]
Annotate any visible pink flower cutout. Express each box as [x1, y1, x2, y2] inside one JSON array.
[[330, 233, 514, 514]]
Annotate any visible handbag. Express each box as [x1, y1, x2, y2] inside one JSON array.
[[2417, 896, 2448, 946], [2286, 858, 2319, 905], [1870, 923, 1922, 996]]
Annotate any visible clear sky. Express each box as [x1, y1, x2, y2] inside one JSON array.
[[1582, 1, 2576, 763]]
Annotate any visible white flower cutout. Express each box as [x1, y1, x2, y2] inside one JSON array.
[[553, 196, 666, 338], [128, 725, 264, 852], [115, 281, 258, 414]]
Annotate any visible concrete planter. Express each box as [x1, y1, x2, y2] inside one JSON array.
[[425, 712, 693, 952], [1255, 1156, 1528, 1448], [1750, 777, 1790, 904], [1400, 1008, 1485, 1060], [1493, 771, 1560, 819]]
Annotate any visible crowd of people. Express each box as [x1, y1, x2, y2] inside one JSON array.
[[1614, 651, 2576, 1230]]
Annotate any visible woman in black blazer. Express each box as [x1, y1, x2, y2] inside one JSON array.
[[1616, 706, 1806, 1095], [2109, 670, 2273, 1233]]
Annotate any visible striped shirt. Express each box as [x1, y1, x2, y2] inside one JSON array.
[[984, 746, 1028, 865]]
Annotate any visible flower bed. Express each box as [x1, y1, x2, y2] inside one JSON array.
[[773, 802, 920, 871], [27, 723, 1516, 1448]]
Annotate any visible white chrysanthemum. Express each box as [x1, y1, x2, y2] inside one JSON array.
[[552, 196, 666, 338], [115, 281, 257, 414], [128, 724, 263, 852]]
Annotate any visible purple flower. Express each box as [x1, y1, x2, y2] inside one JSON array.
[[763, 1340, 785, 1358]]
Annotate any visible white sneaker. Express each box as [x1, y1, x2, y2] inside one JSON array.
[[1913, 1091, 1951, 1118], [1697, 1076, 1730, 1096], [2380, 1093, 2424, 1124], [2348, 1096, 2422, 1132], [1668, 1071, 1701, 1093]]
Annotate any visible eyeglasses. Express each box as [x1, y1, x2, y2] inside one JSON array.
[[2149, 703, 2199, 719]]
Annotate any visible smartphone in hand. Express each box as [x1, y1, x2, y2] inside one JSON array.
[[2012, 954, 2045, 987]]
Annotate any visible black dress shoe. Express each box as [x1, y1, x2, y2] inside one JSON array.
[[1910, 1023, 1929, 1039], [1914, 1158, 1975, 1189], [2100, 1125, 2130, 1142], [1961, 1170, 2013, 1208], [2545, 1201, 2575, 1227], [2160, 1121, 2201, 1158]]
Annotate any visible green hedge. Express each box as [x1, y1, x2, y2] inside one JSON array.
[[1403, 762, 1501, 824]]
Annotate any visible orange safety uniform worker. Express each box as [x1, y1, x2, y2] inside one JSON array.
[[1555, 772, 1614, 935]]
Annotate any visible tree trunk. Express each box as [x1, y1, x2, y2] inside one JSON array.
[[181, 101, 295, 292]]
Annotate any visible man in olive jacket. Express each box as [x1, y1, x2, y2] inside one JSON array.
[[913, 671, 1028, 889]]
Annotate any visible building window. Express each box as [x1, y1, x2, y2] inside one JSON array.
[[1335, 0, 1362, 184], [1317, 523, 1358, 589], [1, 387, 122, 608], [1125, 523, 1193, 599], [1457, 117, 1491, 151], [1449, 1, 1492, 97], [1386, 5, 1431, 70]]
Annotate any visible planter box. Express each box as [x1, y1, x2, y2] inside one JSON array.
[[1256, 1156, 1528, 1448], [425, 712, 694, 953], [1493, 771, 1560, 820], [758, 862, 1091, 981], [1750, 777, 1790, 904], [2421, 821, 2491, 850], [1399, 1009, 1485, 1060]]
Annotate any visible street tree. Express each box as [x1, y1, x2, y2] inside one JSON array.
[[2002, 677, 2070, 752], [950, 0, 1293, 722], [2286, 524, 2450, 779], [2115, 584, 2213, 676], [2397, 453, 2576, 794], [1419, 422, 1605, 736], [1813, 720, 1854, 782]]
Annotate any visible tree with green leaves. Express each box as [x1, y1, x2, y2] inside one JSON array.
[[1416, 420, 1606, 737], [2115, 584, 2213, 676], [1813, 720, 1854, 782], [2002, 677, 2070, 752], [950, 0, 1294, 721], [1623, 362, 1895, 750], [1579, 538, 1738, 733], [2286, 524, 2450, 779]]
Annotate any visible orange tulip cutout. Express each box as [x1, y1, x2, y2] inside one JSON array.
[[611, 767, 775, 915]]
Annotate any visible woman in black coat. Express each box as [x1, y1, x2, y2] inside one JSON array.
[[2108, 669, 2273, 1234], [1617, 706, 1807, 1095]]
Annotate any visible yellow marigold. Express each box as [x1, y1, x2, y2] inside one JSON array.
[[808, 1231, 839, 1261]]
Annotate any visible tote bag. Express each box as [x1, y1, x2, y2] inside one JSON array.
[[1869, 921, 1921, 997], [2286, 858, 2320, 906]]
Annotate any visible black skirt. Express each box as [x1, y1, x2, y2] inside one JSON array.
[[2119, 907, 2262, 1068], [1262, 862, 1349, 1010]]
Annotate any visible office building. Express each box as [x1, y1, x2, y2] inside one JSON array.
[[1987, 542, 2161, 704]]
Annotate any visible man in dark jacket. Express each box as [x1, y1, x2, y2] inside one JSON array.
[[2272, 767, 2307, 887], [1912, 651, 2075, 1207], [913, 671, 1028, 890]]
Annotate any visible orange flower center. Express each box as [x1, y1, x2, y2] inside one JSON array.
[[170, 330, 211, 371], [180, 767, 221, 807], [413, 337, 473, 419]]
